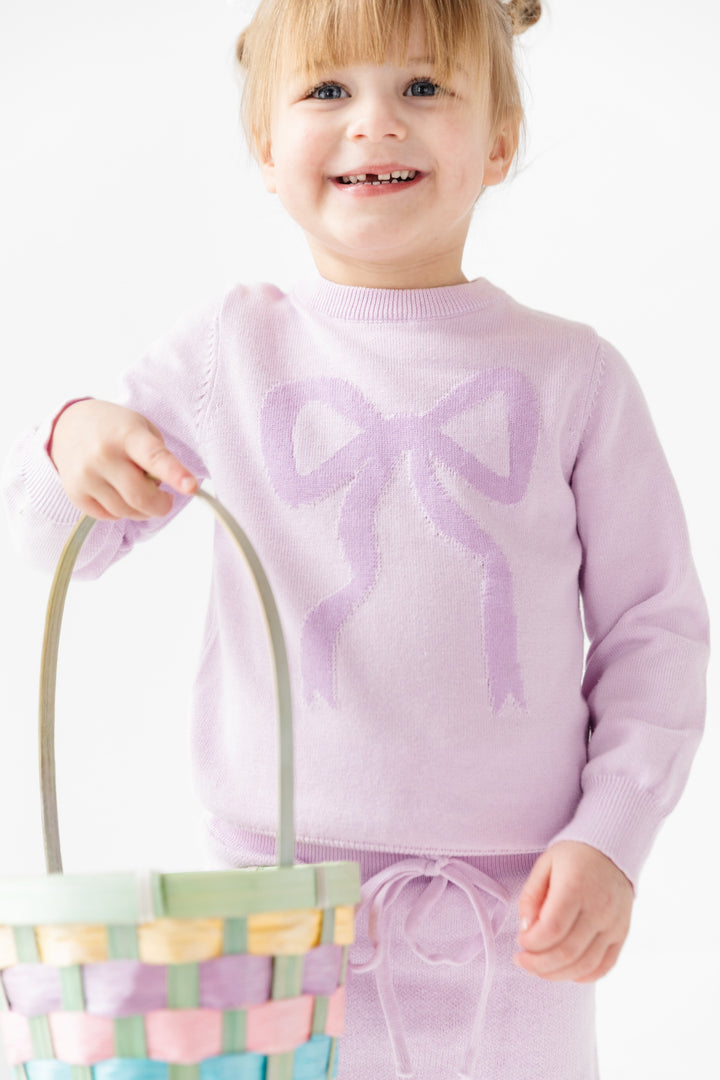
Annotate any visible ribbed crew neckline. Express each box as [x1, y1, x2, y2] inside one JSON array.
[[291, 273, 502, 322]]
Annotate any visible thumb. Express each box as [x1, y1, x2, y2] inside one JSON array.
[[127, 422, 197, 496], [518, 851, 551, 934]]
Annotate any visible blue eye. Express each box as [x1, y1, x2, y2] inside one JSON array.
[[407, 79, 441, 97], [309, 83, 347, 100]]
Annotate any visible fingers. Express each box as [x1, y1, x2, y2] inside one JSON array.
[[51, 400, 198, 520], [514, 842, 634, 985], [125, 425, 197, 497], [517, 850, 551, 934]]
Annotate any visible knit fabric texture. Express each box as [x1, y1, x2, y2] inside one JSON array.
[[2, 275, 709, 889]]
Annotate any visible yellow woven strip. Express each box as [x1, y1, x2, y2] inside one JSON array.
[[247, 909, 321, 956], [36, 925, 107, 965], [0, 927, 18, 969], [333, 907, 355, 946], [137, 919, 223, 964], [266, 1052, 295, 1080]]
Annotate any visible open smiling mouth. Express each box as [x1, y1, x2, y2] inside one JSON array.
[[335, 170, 419, 186]]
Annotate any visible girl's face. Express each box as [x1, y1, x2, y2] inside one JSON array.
[[261, 25, 514, 289]]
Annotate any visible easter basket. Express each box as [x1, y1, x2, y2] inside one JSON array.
[[0, 489, 361, 1080]]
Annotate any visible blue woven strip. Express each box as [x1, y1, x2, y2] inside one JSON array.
[[95, 1061, 169, 1080], [293, 1036, 333, 1080], [200, 1055, 265, 1080], [24, 1064, 71, 1080]]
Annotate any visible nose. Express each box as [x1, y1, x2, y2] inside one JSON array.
[[345, 92, 407, 142]]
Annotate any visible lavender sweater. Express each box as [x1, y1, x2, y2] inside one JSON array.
[[3, 276, 708, 886]]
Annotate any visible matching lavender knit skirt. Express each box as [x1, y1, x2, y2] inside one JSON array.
[[207, 822, 600, 1080]]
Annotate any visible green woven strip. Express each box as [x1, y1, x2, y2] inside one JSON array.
[[70, 1066, 93, 1080], [0, 864, 361, 926], [327, 1037, 338, 1080], [223, 917, 248, 954], [271, 955, 304, 1000], [222, 1009, 246, 1053], [339, 946, 349, 985], [168, 1066, 199, 1080], [12, 1067, 30, 1080], [311, 995, 329, 1037], [28, 1015, 54, 1059], [266, 1052, 294, 1080], [114, 1016, 147, 1058], [107, 924, 140, 960], [167, 963, 199, 1009], [60, 966, 85, 1010], [319, 906, 335, 946], [13, 927, 39, 964]]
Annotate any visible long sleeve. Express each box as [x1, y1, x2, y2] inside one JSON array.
[[549, 340, 709, 886], [1, 303, 216, 579]]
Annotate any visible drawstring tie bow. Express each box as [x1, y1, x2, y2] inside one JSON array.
[[350, 857, 510, 1079]]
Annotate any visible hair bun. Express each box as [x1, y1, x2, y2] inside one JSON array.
[[506, 0, 542, 35]]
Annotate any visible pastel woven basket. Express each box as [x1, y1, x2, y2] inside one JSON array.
[[0, 490, 361, 1080]]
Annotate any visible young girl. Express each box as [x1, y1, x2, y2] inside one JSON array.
[[2, 1, 709, 1077]]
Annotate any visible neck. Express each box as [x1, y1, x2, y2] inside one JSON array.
[[308, 247, 469, 290]]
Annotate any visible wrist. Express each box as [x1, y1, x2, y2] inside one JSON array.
[[46, 397, 93, 467]]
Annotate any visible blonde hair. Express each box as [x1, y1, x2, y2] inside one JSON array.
[[236, 0, 541, 162]]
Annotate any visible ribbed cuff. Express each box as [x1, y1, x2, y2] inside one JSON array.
[[22, 427, 82, 526], [547, 775, 666, 891]]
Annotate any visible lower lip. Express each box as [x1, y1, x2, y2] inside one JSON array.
[[331, 174, 424, 197]]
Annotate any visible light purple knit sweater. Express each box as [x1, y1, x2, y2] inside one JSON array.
[[2, 275, 709, 887]]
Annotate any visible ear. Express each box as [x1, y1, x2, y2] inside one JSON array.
[[482, 125, 517, 187]]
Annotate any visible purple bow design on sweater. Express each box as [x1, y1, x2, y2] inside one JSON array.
[[261, 371, 538, 709], [350, 857, 510, 1079]]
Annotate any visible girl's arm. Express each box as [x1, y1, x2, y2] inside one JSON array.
[[49, 399, 197, 521], [2, 302, 216, 578]]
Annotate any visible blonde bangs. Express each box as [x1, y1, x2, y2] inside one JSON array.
[[238, 0, 522, 161]]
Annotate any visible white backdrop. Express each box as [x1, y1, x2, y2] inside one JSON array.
[[0, 1, 717, 1076]]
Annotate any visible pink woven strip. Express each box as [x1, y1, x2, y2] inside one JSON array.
[[48, 1013, 115, 1065], [325, 986, 346, 1038], [0, 1010, 33, 1064], [245, 995, 314, 1055], [144, 1009, 223, 1064]]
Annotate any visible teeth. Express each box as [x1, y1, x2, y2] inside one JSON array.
[[339, 170, 417, 185]]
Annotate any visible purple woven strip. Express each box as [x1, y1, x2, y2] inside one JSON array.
[[2, 966, 63, 1016], [83, 962, 167, 1017], [301, 945, 343, 996], [199, 955, 272, 1010]]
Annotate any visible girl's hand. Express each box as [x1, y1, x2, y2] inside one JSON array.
[[49, 399, 197, 521], [514, 840, 634, 983]]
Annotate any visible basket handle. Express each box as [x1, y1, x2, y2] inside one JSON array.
[[39, 487, 295, 874]]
